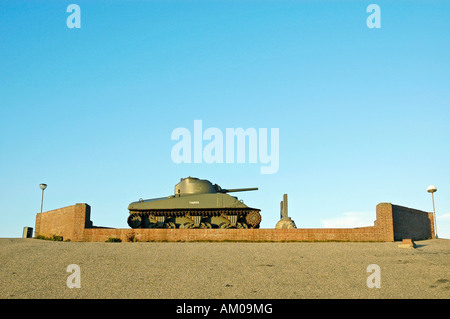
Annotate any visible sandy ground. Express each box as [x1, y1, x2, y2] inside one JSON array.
[[0, 238, 449, 299]]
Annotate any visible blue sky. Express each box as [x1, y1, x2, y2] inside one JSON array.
[[1, 0, 449, 238]]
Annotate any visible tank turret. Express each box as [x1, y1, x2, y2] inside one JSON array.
[[127, 177, 261, 229], [174, 176, 258, 196]]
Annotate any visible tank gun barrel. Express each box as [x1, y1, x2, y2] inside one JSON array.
[[221, 187, 258, 193]]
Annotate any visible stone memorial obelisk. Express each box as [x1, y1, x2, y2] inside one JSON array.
[[275, 194, 297, 229]]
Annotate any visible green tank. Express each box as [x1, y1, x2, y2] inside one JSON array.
[[127, 177, 261, 229]]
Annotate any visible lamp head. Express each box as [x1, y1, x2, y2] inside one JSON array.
[[39, 183, 47, 190], [427, 185, 437, 193]]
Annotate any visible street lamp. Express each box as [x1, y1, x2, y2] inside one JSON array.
[[39, 183, 47, 214], [427, 185, 437, 239]]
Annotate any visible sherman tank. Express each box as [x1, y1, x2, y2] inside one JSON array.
[[127, 177, 261, 229]]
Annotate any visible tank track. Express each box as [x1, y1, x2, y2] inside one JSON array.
[[128, 208, 261, 229]]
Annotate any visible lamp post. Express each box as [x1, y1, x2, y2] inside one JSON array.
[[427, 185, 437, 239], [39, 183, 47, 214]]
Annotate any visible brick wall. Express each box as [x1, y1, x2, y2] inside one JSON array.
[[392, 204, 435, 240], [34, 202, 434, 242], [82, 226, 384, 242], [35, 203, 91, 240]]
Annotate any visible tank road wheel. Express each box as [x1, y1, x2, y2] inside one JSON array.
[[141, 215, 158, 228], [245, 211, 262, 228], [164, 221, 176, 229], [127, 213, 142, 229], [237, 222, 248, 229], [180, 222, 194, 229], [218, 222, 230, 229], [141, 216, 150, 228], [200, 222, 212, 229]]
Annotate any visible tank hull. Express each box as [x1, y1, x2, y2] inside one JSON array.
[[128, 193, 261, 229]]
